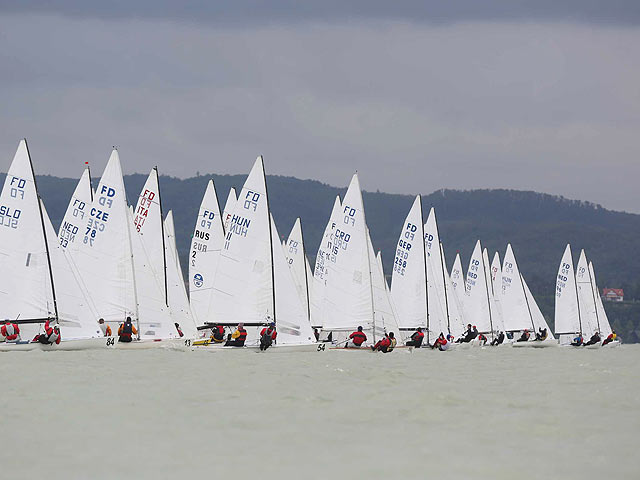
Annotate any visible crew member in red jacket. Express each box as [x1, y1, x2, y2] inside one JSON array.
[[371, 332, 396, 353], [347, 326, 367, 348], [260, 323, 277, 351], [1, 319, 20, 341], [405, 327, 424, 347], [33, 320, 61, 345], [210, 325, 225, 343], [432, 332, 449, 351]]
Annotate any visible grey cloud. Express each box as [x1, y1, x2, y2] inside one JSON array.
[[1, 1, 640, 25], [0, 15, 639, 214]]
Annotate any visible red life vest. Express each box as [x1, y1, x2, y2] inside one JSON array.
[[2, 323, 19, 341], [440, 337, 448, 345], [215, 325, 224, 336], [47, 330, 60, 345], [237, 328, 247, 342], [261, 327, 277, 340], [350, 331, 367, 346], [414, 331, 424, 341], [379, 336, 391, 348]]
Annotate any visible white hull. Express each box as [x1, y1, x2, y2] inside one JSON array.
[[115, 337, 192, 350], [0, 336, 114, 352], [602, 340, 621, 348], [512, 339, 558, 348], [194, 341, 325, 353]]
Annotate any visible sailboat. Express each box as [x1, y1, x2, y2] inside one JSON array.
[[423, 208, 450, 344], [463, 240, 493, 341], [284, 218, 312, 327], [588, 261, 619, 347], [188, 179, 225, 331], [575, 249, 600, 347], [58, 165, 93, 251], [502, 244, 556, 347], [488, 251, 507, 338], [554, 244, 583, 345], [441, 244, 466, 339], [198, 157, 318, 352], [0, 140, 108, 351], [310, 195, 342, 332]]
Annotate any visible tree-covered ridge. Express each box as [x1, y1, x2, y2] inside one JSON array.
[[8, 172, 640, 341]]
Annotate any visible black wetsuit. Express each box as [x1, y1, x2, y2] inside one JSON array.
[[490, 332, 505, 346], [584, 334, 601, 346]]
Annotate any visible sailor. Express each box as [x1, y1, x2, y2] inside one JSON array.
[[371, 332, 396, 353], [584, 331, 601, 346], [456, 324, 473, 343], [118, 317, 138, 343], [490, 331, 505, 346], [260, 322, 277, 351], [477, 332, 488, 346], [98, 318, 112, 337], [535, 327, 548, 341], [516, 329, 531, 342], [432, 332, 449, 351], [33, 320, 61, 345], [314, 328, 320, 342], [602, 331, 617, 346], [405, 327, 424, 348], [1, 319, 20, 342], [174, 323, 184, 338], [225, 323, 247, 347], [460, 325, 478, 343], [210, 325, 225, 343], [346, 326, 367, 348], [570, 333, 584, 347], [446, 333, 454, 343]]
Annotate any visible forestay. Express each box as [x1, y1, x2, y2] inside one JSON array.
[[554, 244, 581, 335], [390, 196, 427, 332], [189, 180, 225, 325], [58, 166, 93, 252]]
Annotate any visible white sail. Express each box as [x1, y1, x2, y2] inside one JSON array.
[[209, 157, 273, 325], [284, 218, 311, 321], [554, 244, 581, 335], [450, 252, 466, 308], [271, 216, 314, 345], [310, 195, 342, 329], [424, 207, 448, 342], [222, 187, 237, 232], [522, 276, 554, 339], [390, 196, 427, 332], [188, 180, 225, 325], [441, 244, 465, 338], [369, 237, 399, 338], [464, 240, 492, 333], [0, 140, 56, 338], [320, 174, 373, 334], [165, 210, 198, 338], [589, 261, 612, 337], [489, 252, 506, 332], [42, 201, 102, 339], [501, 244, 534, 332], [576, 250, 598, 337], [74, 149, 137, 326], [58, 166, 93, 251]]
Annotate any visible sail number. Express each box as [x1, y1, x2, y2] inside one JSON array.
[[317, 343, 326, 352], [106, 337, 115, 346]]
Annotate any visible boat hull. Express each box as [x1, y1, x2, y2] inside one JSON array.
[[0, 337, 115, 352], [115, 337, 193, 350], [512, 340, 558, 348], [194, 341, 325, 353]]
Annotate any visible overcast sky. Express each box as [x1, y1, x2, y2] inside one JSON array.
[[1, 1, 639, 212]]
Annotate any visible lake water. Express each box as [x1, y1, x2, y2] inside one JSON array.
[[1, 344, 637, 479]]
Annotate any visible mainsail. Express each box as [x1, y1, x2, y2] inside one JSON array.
[[58, 166, 93, 251], [554, 244, 581, 335], [284, 218, 311, 322], [464, 240, 493, 333]]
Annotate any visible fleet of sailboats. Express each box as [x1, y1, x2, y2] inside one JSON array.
[[0, 139, 621, 352]]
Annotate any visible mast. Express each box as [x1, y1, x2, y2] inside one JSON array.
[[587, 262, 601, 333], [86, 162, 94, 202], [26, 139, 60, 324], [300, 220, 311, 324], [263, 156, 277, 324], [155, 167, 169, 307], [421, 199, 430, 343], [481, 248, 494, 337], [572, 248, 583, 335], [365, 227, 376, 342]]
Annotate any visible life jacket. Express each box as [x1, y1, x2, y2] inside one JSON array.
[[2, 323, 19, 341], [47, 329, 60, 344], [440, 337, 448, 346], [350, 331, 367, 346], [237, 327, 247, 342], [387, 337, 397, 352], [120, 322, 133, 341], [414, 331, 424, 341]]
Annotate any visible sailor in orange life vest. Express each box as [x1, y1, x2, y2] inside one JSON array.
[[346, 326, 367, 348], [371, 332, 396, 353], [210, 325, 225, 343], [118, 317, 138, 343], [225, 323, 247, 347], [431, 332, 449, 351], [33, 320, 61, 345], [1, 319, 20, 341], [98, 318, 112, 337], [174, 323, 184, 338], [259, 322, 277, 351], [405, 327, 424, 347]]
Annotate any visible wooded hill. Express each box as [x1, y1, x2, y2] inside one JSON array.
[[14, 172, 640, 342]]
